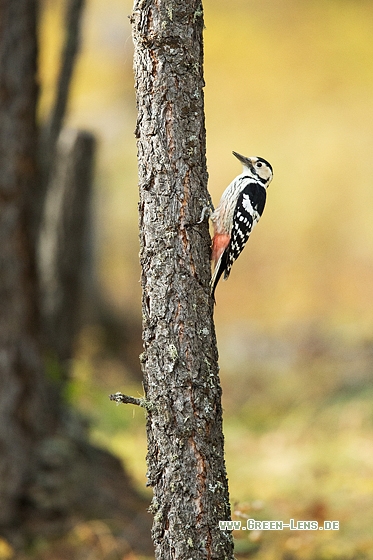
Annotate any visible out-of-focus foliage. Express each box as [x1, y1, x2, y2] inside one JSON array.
[[39, 0, 373, 326], [35, 0, 373, 558], [207, 0, 373, 329]]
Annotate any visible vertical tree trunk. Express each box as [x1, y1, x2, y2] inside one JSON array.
[[132, 1, 234, 558], [37, 0, 86, 231], [0, 0, 56, 526], [38, 128, 95, 366]]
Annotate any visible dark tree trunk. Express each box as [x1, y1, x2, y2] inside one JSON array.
[[132, 1, 234, 558], [0, 0, 57, 526]]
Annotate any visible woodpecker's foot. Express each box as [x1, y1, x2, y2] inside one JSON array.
[[198, 205, 213, 224]]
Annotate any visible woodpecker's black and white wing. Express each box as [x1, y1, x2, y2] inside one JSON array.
[[210, 181, 266, 300], [224, 182, 266, 278]]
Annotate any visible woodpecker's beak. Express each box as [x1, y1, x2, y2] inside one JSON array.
[[232, 151, 253, 168]]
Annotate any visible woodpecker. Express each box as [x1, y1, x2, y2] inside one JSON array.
[[210, 151, 273, 300]]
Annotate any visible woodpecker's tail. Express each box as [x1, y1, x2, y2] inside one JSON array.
[[210, 250, 229, 301]]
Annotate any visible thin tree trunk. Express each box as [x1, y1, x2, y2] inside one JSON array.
[[38, 128, 95, 365], [44, 0, 85, 157], [36, 0, 86, 239], [131, 1, 234, 558]]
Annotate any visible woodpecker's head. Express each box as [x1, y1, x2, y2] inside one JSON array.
[[233, 151, 273, 187]]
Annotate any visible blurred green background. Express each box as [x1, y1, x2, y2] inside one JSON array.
[[39, 0, 373, 558]]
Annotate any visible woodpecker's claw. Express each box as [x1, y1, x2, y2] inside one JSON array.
[[198, 205, 213, 224]]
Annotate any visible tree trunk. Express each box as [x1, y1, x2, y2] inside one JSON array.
[[0, 0, 57, 526], [37, 0, 86, 241], [132, 1, 234, 558], [38, 128, 95, 366]]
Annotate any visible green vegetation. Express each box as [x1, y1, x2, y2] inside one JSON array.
[[67, 322, 373, 559]]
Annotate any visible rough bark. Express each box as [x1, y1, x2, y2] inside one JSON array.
[[38, 128, 95, 365], [132, 1, 234, 558]]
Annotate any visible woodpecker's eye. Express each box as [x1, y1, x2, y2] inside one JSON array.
[[256, 162, 263, 168]]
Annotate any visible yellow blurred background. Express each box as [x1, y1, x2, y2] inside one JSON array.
[[38, 0, 373, 558]]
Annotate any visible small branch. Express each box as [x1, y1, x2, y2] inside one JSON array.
[[109, 392, 153, 410]]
